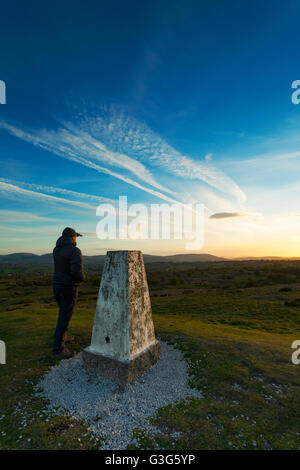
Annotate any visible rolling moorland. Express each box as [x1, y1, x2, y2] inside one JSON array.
[[2, 257, 300, 449]]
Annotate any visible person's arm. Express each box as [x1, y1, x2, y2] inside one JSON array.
[[70, 247, 86, 283]]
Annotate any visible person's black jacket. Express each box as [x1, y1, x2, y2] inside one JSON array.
[[53, 236, 86, 286]]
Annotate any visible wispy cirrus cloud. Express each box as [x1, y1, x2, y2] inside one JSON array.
[[0, 181, 96, 210], [0, 224, 59, 235], [224, 151, 300, 166], [0, 106, 246, 208], [73, 107, 246, 204], [0, 178, 115, 204], [0, 210, 60, 223], [0, 121, 182, 206]]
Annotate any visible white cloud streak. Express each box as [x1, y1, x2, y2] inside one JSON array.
[[0, 182, 96, 210], [224, 151, 300, 167], [73, 107, 246, 204], [0, 210, 60, 223], [0, 108, 245, 208], [0, 121, 181, 205], [0, 178, 115, 204]]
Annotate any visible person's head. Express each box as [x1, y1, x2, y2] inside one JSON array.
[[62, 227, 82, 242]]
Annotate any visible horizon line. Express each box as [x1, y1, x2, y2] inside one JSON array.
[[1, 251, 300, 260]]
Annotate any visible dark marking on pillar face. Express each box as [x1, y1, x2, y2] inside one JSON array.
[[105, 336, 110, 343], [102, 286, 110, 301]]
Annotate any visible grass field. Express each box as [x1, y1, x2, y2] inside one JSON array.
[[1, 260, 300, 449]]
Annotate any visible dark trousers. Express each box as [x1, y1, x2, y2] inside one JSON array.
[[52, 284, 78, 354]]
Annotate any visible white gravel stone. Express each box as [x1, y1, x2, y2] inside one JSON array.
[[36, 340, 202, 450]]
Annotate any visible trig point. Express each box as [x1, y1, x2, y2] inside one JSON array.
[[83, 251, 160, 386]]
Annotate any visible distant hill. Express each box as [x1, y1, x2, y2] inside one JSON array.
[[145, 253, 227, 263], [0, 252, 227, 266], [2, 252, 300, 267], [234, 256, 300, 261], [0, 253, 53, 265]]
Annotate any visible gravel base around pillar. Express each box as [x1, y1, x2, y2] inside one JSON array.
[[82, 341, 160, 386], [36, 341, 203, 450]]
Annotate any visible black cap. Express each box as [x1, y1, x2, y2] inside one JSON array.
[[62, 227, 82, 238]]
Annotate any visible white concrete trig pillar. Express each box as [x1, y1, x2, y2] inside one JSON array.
[[83, 251, 160, 385]]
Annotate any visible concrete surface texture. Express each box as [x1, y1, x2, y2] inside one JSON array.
[[85, 250, 159, 363]]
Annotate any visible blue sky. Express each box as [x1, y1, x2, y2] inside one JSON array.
[[1, 0, 300, 256]]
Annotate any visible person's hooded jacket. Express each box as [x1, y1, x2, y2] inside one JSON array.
[[53, 236, 86, 286]]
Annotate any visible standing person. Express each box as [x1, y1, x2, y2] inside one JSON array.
[[52, 227, 86, 359]]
